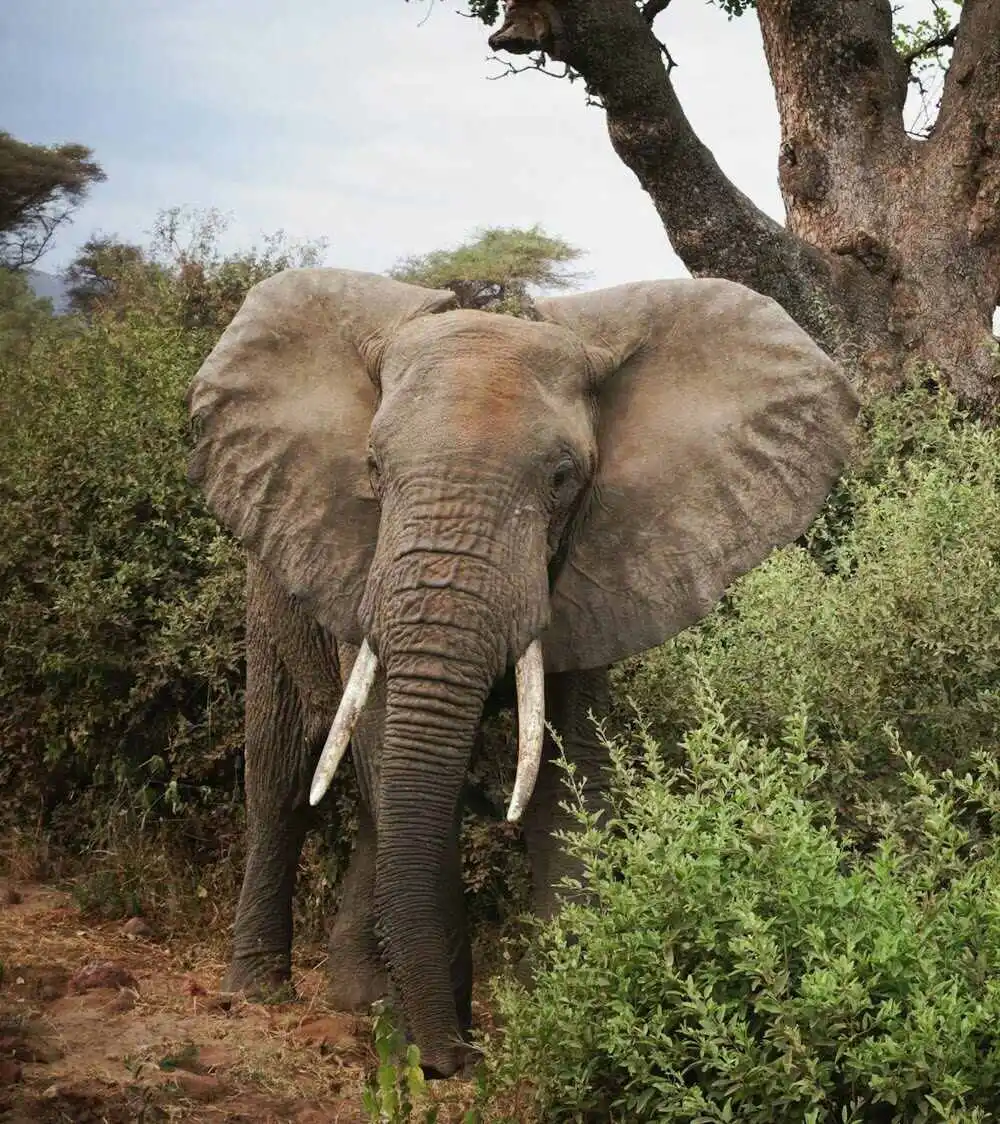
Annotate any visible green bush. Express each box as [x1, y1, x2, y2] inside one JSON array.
[[0, 213, 324, 858], [488, 699, 1000, 1122], [615, 381, 1000, 834]]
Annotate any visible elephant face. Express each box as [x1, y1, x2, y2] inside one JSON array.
[[187, 267, 859, 1075], [359, 311, 598, 670]]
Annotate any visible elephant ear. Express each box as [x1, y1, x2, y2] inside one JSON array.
[[187, 267, 456, 639], [536, 279, 859, 672]]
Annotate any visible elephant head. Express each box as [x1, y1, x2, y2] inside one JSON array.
[[187, 267, 858, 1073]]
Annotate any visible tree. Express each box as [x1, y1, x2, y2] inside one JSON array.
[[62, 209, 328, 329], [389, 224, 586, 312], [435, 1, 1000, 412], [63, 236, 156, 317], [0, 132, 105, 269], [0, 268, 58, 361]]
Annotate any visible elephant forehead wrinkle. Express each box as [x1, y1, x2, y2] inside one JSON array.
[[384, 313, 590, 393]]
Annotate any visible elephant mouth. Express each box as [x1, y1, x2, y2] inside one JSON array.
[[308, 636, 546, 823]]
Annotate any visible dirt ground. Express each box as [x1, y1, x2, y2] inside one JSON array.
[[0, 880, 481, 1123]]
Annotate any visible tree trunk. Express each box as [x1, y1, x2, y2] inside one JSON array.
[[486, 0, 1000, 412]]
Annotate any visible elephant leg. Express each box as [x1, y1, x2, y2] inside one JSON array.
[[223, 637, 319, 998], [520, 667, 611, 971], [224, 560, 339, 999], [327, 803, 387, 1009]]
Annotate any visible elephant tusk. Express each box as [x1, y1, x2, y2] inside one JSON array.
[[506, 638, 546, 823], [309, 638, 379, 806]]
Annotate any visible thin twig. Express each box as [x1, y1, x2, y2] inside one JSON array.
[[485, 54, 573, 80], [902, 23, 958, 65]]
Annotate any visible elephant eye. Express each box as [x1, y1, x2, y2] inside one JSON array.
[[366, 450, 382, 495], [552, 456, 577, 494]]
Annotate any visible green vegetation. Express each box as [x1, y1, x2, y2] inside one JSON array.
[[389, 225, 585, 314], [487, 708, 1000, 1122], [0, 210, 332, 924], [481, 382, 1000, 1121], [0, 131, 105, 268]]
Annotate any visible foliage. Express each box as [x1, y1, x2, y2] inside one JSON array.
[[487, 700, 1000, 1122], [612, 380, 1000, 839], [63, 235, 160, 317], [0, 209, 322, 856], [362, 1002, 486, 1124], [389, 225, 585, 314], [62, 207, 327, 329], [0, 131, 105, 269], [893, 1, 962, 69], [363, 1003, 434, 1123], [0, 268, 64, 362]]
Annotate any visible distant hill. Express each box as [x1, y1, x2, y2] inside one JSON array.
[[26, 269, 70, 313]]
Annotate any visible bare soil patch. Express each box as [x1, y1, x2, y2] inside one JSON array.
[[0, 880, 480, 1122]]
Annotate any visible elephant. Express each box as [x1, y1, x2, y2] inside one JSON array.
[[186, 267, 858, 1077]]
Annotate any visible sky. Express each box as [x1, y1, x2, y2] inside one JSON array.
[[1, 0, 937, 291]]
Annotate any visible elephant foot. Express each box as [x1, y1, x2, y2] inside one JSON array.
[[221, 958, 296, 1004], [326, 926, 388, 1011], [326, 960, 387, 1012], [420, 1038, 481, 1081]]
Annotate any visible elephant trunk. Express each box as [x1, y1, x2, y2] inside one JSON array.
[[375, 657, 488, 1076]]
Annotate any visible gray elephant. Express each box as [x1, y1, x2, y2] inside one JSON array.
[[186, 268, 858, 1077]]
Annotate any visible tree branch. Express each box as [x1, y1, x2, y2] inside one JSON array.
[[486, 54, 575, 81], [934, 0, 1000, 246], [756, 0, 909, 146], [901, 23, 958, 66], [937, 0, 1000, 135], [488, 0, 855, 354], [640, 0, 674, 23]]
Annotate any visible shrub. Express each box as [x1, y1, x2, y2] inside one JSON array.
[[0, 213, 326, 882], [615, 381, 1000, 834], [487, 699, 1000, 1122]]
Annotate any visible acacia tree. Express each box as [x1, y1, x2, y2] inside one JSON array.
[[389, 224, 585, 313], [434, 1, 999, 410], [0, 132, 104, 269]]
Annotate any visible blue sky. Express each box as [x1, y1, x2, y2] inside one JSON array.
[[1, 1, 932, 289]]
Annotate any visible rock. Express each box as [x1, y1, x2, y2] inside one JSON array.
[[195, 1044, 238, 1072], [196, 993, 234, 1015], [4, 965, 69, 1001], [289, 1014, 363, 1058], [0, 1034, 63, 1064], [122, 916, 153, 938], [69, 961, 139, 994]]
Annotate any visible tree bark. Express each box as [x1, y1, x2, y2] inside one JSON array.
[[486, 0, 1000, 412]]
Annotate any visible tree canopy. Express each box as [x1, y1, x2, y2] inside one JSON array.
[[0, 132, 105, 270], [389, 224, 586, 313]]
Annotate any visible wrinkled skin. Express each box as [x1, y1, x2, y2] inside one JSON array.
[[188, 268, 858, 1077]]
